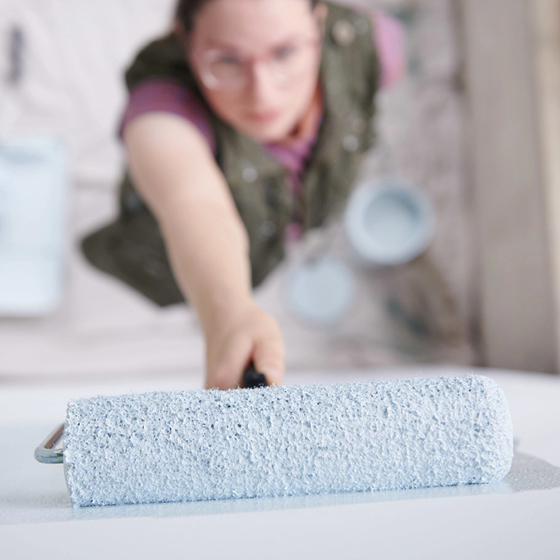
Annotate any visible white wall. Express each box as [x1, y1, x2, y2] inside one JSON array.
[[0, 0, 176, 182]]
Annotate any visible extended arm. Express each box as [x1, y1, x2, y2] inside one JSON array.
[[123, 112, 284, 389]]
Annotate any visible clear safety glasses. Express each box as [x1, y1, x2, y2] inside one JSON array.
[[192, 38, 321, 91]]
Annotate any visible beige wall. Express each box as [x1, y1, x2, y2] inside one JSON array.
[[460, 0, 560, 372], [533, 0, 560, 372]]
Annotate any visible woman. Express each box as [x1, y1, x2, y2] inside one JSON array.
[[82, 0, 403, 390]]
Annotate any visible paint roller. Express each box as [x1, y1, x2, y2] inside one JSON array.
[[36, 372, 513, 507]]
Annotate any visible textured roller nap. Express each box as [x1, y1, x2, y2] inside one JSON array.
[[64, 375, 513, 507]]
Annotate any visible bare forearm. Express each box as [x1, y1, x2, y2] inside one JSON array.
[[124, 113, 251, 331], [157, 195, 252, 336]]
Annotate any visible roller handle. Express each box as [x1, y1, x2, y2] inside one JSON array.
[[242, 363, 268, 388], [35, 423, 64, 464]]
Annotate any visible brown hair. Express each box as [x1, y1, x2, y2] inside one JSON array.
[[175, 0, 320, 37]]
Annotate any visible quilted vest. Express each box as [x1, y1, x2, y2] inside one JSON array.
[[81, 2, 380, 306]]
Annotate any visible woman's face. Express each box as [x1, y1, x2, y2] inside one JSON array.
[[187, 0, 324, 143]]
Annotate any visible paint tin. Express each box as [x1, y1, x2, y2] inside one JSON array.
[[285, 255, 355, 325], [344, 180, 435, 267]]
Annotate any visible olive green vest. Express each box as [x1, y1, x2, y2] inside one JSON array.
[[82, 2, 379, 306]]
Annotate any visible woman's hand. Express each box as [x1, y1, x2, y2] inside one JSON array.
[[205, 299, 285, 390]]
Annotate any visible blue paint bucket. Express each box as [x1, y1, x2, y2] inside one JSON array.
[[285, 256, 355, 325], [344, 181, 435, 266], [0, 136, 67, 315]]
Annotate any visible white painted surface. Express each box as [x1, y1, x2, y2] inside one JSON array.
[[1, 366, 559, 559]]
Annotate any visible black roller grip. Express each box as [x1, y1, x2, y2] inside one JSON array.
[[242, 363, 269, 388]]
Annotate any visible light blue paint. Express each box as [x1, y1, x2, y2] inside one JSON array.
[[345, 181, 435, 266], [285, 256, 355, 325], [63, 375, 514, 507], [364, 193, 418, 249]]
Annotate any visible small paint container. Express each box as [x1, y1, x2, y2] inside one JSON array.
[[285, 255, 355, 325], [344, 180, 435, 267]]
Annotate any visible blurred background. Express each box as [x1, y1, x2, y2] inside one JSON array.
[[1, 0, 559, 382]]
